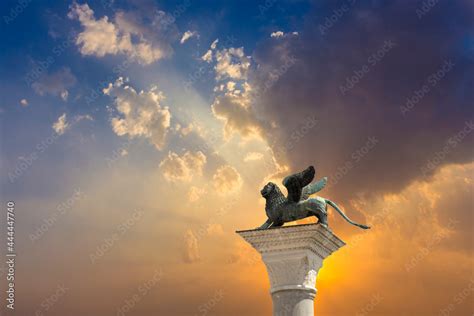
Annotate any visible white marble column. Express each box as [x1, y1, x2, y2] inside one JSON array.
[[237, 224, 345, 316]]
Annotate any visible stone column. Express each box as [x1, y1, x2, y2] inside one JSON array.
[[236, 223, 345, 316]]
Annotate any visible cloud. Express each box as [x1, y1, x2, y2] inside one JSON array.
[[270, 31, 299, 38], [210, 39, 219, 50], [417, 163, 474, 252], [52, 113, 69, 135], [244, 152, 264, 162], [68, 3, 174, 64], [32, 67, 76, 101], [103, 77, 171, 150], [180, 30, 198, 44], [214, 47, 251, 80], [176, 122, 205, 138], [201, 49, 213, 63], [270, 31, 284, 38], [60, 90, 69, 101], [212, 165, 242, 194], [68, 3, 120, 57], [226, 81, 236, 91], [74, 114, 94, 123], [206, 223, 224, 236], [251, 1, 474, 203], [188, 186, 206, 202], [312, 162, 474, 315], [207, 45, 268, 141], [159, 150, 207, 182], [52, 113, 93, 136], [211, 82, 265, 140], [201, 39, 218, 63], [183, 229, 200, 263], [19, 99, 28, 107]]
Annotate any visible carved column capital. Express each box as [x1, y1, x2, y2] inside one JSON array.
[[237, 224, 345, 316]]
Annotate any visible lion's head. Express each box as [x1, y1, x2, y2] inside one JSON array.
[[260, 182, 277, 198]]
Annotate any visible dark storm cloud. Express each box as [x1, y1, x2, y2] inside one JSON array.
[[252, 0, 474, 202]]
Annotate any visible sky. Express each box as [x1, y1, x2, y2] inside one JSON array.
[[0, 0, 473, 315]]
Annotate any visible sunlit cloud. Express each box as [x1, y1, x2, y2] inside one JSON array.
[[183, 229, 200, 263], [104, 77, 171, 150], [52, 113, 69, 135], [188, 186, 206, 202], [159, 150, 207, 183], [180, 30, 198, 44], [213, 165, 243, 194], [270, 30, 299, 38], [201, 39, 218, 63], [243, 152, 264, 162], [68, 2, 174, 64], [214, 47, 250, 81]]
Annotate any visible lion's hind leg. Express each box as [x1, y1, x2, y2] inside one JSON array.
[[316, 212, 328, 227], [306, 199, 328, 227]]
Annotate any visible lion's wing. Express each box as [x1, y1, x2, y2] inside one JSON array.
[[300, 177, 327, 200], [283, 166, 315, 202]]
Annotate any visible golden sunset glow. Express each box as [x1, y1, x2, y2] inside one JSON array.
[[1, 0, 473, 315]]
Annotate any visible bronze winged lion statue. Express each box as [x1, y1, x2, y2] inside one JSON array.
[[258, 166, 370, 230]]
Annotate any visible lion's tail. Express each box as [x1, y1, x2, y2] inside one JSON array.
[[325, 199, 370, 229]]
